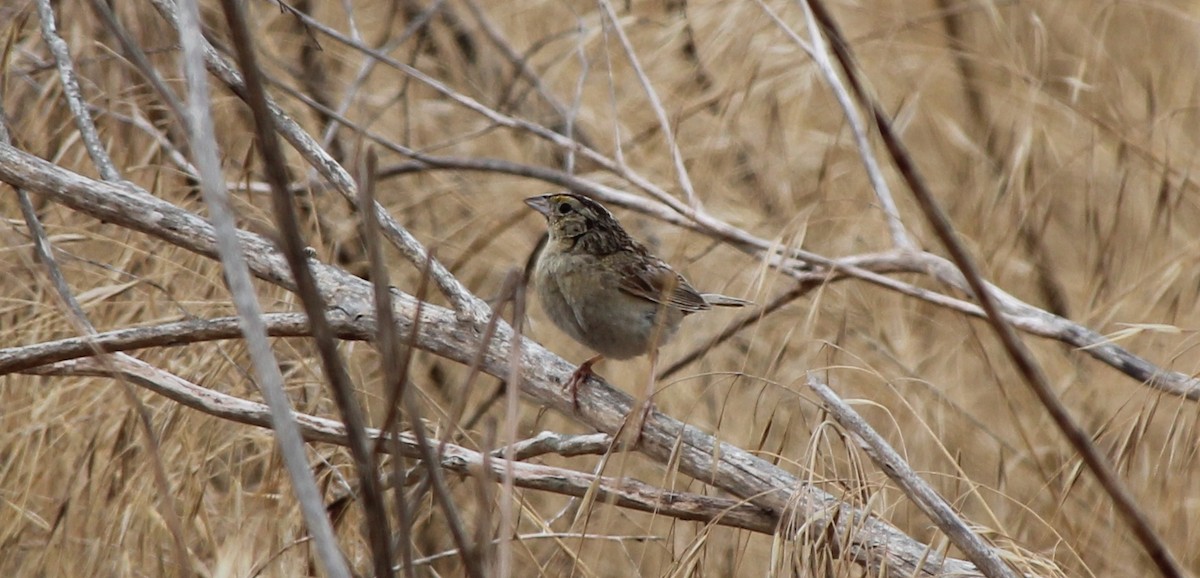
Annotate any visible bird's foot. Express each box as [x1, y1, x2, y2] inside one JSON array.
[[563, 355, 603, 410]]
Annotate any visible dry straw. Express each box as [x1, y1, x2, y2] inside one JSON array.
[[2, 1, 1198, 577]]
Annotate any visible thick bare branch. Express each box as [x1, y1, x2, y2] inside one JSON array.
[[24, 355, 781, 536], [0, 139, 981, 578], [149, 0, 492, 326]]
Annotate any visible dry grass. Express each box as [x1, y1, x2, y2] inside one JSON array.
[[2, 0, 1200, 576]]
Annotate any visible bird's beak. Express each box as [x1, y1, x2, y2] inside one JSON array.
[[524, 195, 553, 217]]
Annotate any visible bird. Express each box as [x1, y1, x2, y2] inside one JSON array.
[[524, 192, 749, 410]]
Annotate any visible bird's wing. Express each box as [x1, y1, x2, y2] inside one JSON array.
[[616, 257, 711, 313]]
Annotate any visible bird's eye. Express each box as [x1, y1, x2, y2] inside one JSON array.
[[556, 202, 572, 215]]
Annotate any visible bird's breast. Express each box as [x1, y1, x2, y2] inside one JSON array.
[[534, 252, 682, 359]]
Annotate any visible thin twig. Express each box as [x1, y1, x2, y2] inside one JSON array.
[[14, 190, 195, 577], [0, 313, 352, 375], [400, 348, 487, 578], [756, 0, 911, 249], [460, 0, 572, 121], [598, 0, 700, 207], [35, 0, 119, 181], [26, 5, 192, 570], [808, 374, 1024, 578], [86, 0, 188, 147], [218, 1, 395, 574], [499, 270, 527, 577], [800, 2, 1186, 576], [660, 280, 817, 379], [303, 0, 444, 152], [175, 0, 350, 574], [359, 148, 417, 577]]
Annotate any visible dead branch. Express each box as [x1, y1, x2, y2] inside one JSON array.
[[26, 355, 780, 535], [0, 141, 981, 577]]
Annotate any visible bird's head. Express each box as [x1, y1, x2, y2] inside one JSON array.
[[524, 193, 632, 254]]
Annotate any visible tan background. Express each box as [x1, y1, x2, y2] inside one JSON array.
[[2, 1, 1199, 576]]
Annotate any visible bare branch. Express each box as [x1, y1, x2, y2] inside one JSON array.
[[799, 1, 1187, 576], [598, 0, 699, 207], [497, 432, 614, 462], [175, 0, 350, 573], [808, 374, 1026, 578], [757, 0, 911, 249], [150, 0, 492, 326], [217, 2, 396, 575], [34, 0, 119, 181], [24, 355, 781, 536], [0, 313, 341, 375], [0, 141, 982, 577]]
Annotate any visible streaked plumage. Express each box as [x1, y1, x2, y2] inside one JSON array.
[[524, 192, 749, 405]]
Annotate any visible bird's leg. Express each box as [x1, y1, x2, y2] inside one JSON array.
[[563, 355, 603, 409]]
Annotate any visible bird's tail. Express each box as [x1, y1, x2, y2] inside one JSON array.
[[702, 294, 752, 307]]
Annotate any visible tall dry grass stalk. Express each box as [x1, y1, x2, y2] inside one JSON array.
[[2, 1, 1199, 576]]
